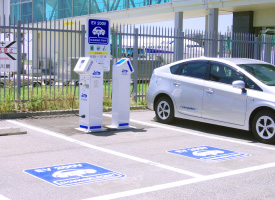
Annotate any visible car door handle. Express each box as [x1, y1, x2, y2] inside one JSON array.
[[173, 81, 181, 87], [205, 88, 214, 94]]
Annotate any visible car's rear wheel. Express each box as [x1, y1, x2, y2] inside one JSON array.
[[155, 96, 174, 124], [252, 110, 275, 144]]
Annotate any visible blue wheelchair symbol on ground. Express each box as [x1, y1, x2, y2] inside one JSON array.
[[168, 146, 250, 162], [24, 163, 125, 187]]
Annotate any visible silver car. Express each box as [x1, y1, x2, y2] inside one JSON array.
[[146, 57, 275, 144]]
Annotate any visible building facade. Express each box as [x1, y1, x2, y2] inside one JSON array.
[[8, 0, 170, 24], [1, 0, 275, 36]]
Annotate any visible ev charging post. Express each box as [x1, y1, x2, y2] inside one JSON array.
[[73, 18, 135, 132], [74, 57, 105, 132], [108, 58, 134, 129], [73, 17, 110, 133]]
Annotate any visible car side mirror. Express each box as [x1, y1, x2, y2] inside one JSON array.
[[232, 80, 246, 93]]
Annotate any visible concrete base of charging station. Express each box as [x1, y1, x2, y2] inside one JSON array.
[[75, 127, 107, 133], [0, 127, 27, 136]]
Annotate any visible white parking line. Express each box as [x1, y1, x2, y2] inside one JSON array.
[[113, 115, 275, 151], [6, 120, 202, 178], [0, 194, 10, 200], [84, 161, 275, 200]]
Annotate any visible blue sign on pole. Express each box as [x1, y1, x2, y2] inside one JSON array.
[[88, 19, 109, 45], [168, 146, 250, 162], [86, 18, 111, 71], [24, 163, 125, 187]]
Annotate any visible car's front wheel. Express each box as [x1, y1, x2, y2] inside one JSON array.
[[252, 110, 275, 144], [155, 96, 174, 124]]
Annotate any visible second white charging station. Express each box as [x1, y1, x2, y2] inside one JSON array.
[[74, 57, 106, 132], [109, 58, 134, 129]]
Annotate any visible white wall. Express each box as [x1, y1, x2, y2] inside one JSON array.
[[0, 0, 10, 25], [254, 9, 275, 27]]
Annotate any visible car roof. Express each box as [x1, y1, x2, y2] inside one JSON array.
[[160, 57, 272, 72], [192, 57, 269, 65], [168, 57, 270, 67], [215, 58, 269, 65]]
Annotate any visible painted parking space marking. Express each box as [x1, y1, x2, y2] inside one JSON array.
[[0, 194, 10, 200], [85, 162, 275, 200], [168, 146, 250, 162], [6, 117, 275, 199], [123, 116, 275, 151], [24, 163, 125, 187], [7, 120, 202, 178]]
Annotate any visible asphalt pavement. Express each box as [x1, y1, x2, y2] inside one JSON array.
[[1, 110, 275, 200]]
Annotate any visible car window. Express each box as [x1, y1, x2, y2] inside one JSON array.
[[179, 62, 208, 79], [238, 63, 275, 86], [209, 63, 244, 84], [170, 64, 181, 75], [244, 76, 262, 91]]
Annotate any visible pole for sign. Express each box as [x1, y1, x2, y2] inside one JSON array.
[[17, 20, 22, 101], [81, 25, 85, 57], [133, 28, 138, 102]]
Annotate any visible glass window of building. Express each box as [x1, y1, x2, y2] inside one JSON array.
[[128, 0, 146, 8], [45, 0, 57, 21], [10, 4, 20, 25], [90, 0, 107, 13], [21, 2, 32, 23], [73, 0, 88, 17], [108, 0, 126, 11], [33, 0, 44, 22], [151, 0, 171, 5], [58, 0, 72, 19], [9, 0, 171, 24]]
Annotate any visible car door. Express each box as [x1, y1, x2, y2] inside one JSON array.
[[202, 62, 247, 125], [170, 61, 208, 117]]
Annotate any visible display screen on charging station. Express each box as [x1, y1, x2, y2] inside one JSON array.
[[86, 18, 110, 72], [115, 58, 134, 74]]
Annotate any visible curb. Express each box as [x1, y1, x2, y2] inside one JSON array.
[[0, 106, 148, 119], [0, 110, 78, 119]]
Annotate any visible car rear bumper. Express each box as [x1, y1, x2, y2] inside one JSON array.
[[146, 92, 154, 111]]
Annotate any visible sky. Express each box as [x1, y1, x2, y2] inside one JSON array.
[[140, 14, 233, 33]]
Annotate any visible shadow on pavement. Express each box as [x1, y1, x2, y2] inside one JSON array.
[[153, 117, 259, 144]]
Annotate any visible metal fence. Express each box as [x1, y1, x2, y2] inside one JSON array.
[[0, 19, 85, 104], [1, 19, 275, 105]]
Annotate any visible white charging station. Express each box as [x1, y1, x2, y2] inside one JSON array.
[[74, 57, 106, 132], [109, 58, 134, 129]]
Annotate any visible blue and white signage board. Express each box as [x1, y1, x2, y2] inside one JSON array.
[[24, 163, 125, 187], [87, 18, 110, 72], [168, 146, 250, 162], [0, 41, 17, 72], [107, 58, 134, 129]]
